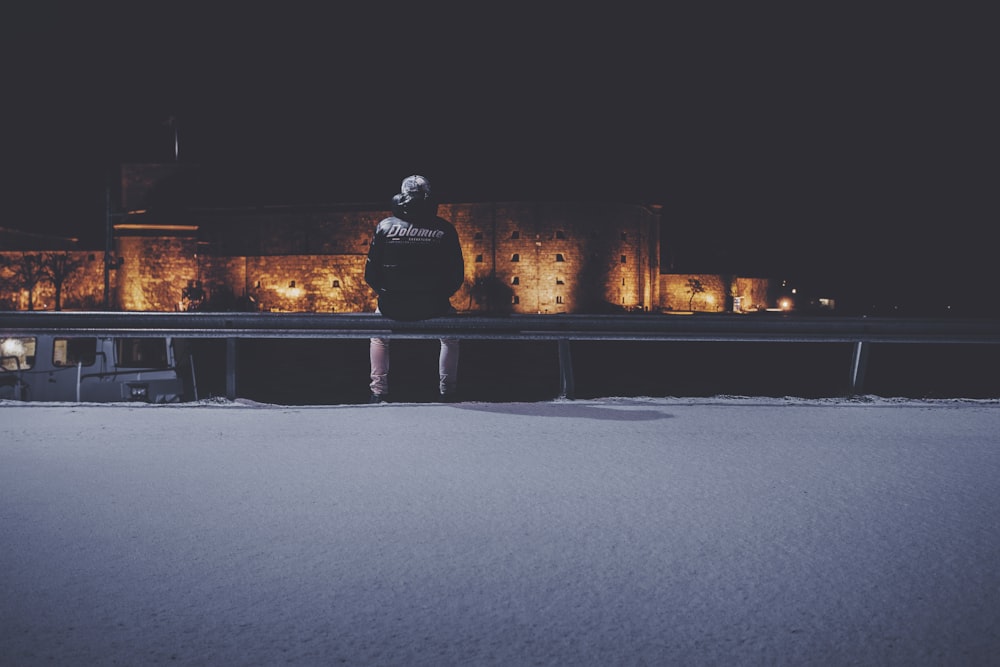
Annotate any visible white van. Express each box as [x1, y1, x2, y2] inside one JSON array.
[[0, 334, 190, 403]]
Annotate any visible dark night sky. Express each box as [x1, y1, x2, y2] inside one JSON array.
[[2, 5, 996, 313]]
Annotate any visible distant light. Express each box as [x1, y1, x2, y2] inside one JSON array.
[[779, 298, 793, 311]]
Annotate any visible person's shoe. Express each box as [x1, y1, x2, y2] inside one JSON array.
[[369, 393, 387, 404]]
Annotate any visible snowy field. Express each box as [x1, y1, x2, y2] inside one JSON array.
[[2, 396, 999, 666]]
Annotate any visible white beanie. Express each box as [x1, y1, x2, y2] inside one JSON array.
[[400, 175, 432, 200]]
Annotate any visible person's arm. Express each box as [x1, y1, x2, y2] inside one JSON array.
[[364, 228, 385, 294], [443, 228, 465, 296]]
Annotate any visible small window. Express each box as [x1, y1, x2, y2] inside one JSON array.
[[556, 277, 564, 285], [53, 338, 97, 367], [556, 296, 564, 304], [116, 339, 169, 369], [474, 232, 484, 240], [511, 231, 520, 239], [1, 336, 36, 371], [620, 255, 627, 264], [511, 254, 520, 262], [255, 280, 262, 289], [475, 254, 484, 263], [332, 280, 341, 288], [512, 295, 520, 304], [555, 254, 565, 262], [289, 280, 296, 288], [511, 276, 520, 285]]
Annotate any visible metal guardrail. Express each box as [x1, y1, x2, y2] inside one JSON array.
[[4, 311, 1000, 399]]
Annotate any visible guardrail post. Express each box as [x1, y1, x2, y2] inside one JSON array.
[[849, 341, 870, 395], [558, 339, 575, 399], [226, 337, 237, 400]]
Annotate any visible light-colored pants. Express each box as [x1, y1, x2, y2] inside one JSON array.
[[369, 337, 459, 397]]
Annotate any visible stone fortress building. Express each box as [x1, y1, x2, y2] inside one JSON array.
[[1, 164, 778, 314]]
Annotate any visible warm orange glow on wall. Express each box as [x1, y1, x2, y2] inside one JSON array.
[[3, 194, 666, 313], [114, 224, 199, 232]]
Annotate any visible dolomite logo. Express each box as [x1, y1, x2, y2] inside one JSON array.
[[385, 223, 445, 240]]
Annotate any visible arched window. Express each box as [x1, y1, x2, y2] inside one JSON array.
[[511, 254, 520, 262], [555, 254, 565, 262]]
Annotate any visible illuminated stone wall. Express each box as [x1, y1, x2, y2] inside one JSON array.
[[240, 254, 374, 313], [3, 199, 662, 313], [660, 274, 773, 312], [115, 233, 199, 311], [120, 200, 662, 314], [733, 277, 773, 312], [458, 202, 660, 314], [184, 206, 382, 313]]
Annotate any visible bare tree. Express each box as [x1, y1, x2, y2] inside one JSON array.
[[41, 252, 85, 311], [686, 278, 705, 311], [7, 254, 47, 310], [0, 255, 12, 309]]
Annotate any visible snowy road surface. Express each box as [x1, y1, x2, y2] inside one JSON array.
[[2, 397, 999, 666]]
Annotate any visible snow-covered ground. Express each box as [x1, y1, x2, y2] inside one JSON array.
[[2, 396, 999, 666]]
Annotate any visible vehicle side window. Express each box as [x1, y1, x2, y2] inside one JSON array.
[[1, 337, 36, 371], [116, 338, 169, 368], [53, 338, 97, 367]]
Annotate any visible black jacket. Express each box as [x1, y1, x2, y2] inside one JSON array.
[[364, 199, 464, 321]]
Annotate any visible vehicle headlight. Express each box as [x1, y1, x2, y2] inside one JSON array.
[[127, 383, 149, 401]]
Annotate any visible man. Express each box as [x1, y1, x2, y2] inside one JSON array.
[[364, 175, 465, 403]]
